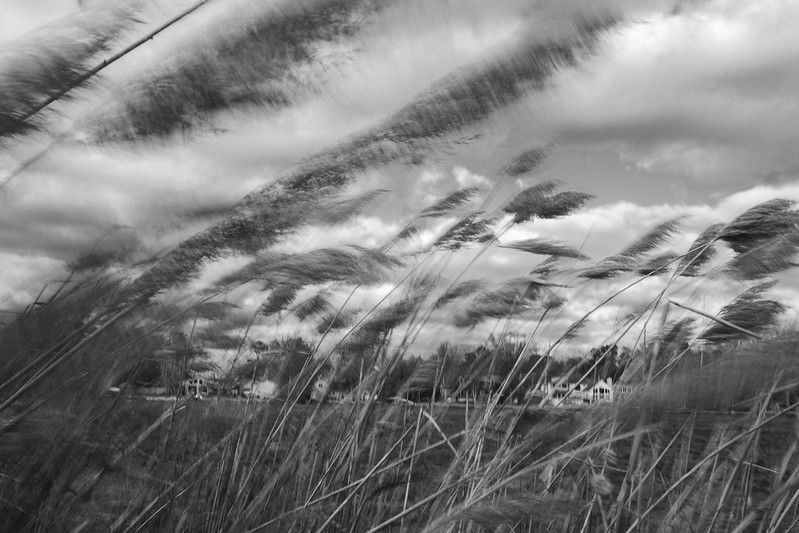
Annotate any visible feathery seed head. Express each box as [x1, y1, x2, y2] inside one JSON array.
[[502, 237, 588, 260], [434, 212, 496, 250], [719, 199, 799, 253], [291, 289, 332, 321], [419, 187, 480, 218], [700, 281, 786, 344], [433, 279, 486, 309], [678, 222, 724, 277], [260, 284, 299, 316], [503, 147, 547, 176], [725, 229, 799, 281], [637, 251, 679, 276]]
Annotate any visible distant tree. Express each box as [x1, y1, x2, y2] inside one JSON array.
[[546, 356, 584, 381], [381, 355, 421, 399], [575, 344, 620, 382], [233, 336, 315, 391], [116, 330, 210, 392], [441, 339, 545, 401]]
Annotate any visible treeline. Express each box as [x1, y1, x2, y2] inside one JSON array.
[[119, 329, 732, 403]]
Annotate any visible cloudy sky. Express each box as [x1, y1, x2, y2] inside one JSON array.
[[1, 0, 798, 356]]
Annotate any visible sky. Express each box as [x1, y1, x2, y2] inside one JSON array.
[[1, 0, 799, 358]]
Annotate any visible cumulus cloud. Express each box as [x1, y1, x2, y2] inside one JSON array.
[[533, 0, 799, 191], [0, 252, 65, 309], [1, 0, 798, 357]]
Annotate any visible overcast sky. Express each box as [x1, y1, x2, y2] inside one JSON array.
[[1, 0, 798, 356]]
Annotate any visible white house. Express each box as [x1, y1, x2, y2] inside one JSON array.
[[590, 379, 614, 403], [537, 378, 615, 406], [182, 378, 219, 398]]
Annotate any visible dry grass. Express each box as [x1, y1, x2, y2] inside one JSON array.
[[2, 184, 798, 532], [2, 3, 799, 532]]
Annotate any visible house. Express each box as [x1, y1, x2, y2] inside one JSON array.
[[242, 389, 267, 401], [310, 377, 352, 403], [182, 377, 220, 398], [590, 379, 614, 403], [537, 378, 616, 406]]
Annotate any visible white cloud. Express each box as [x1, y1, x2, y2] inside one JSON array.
[[0, 252, 66, 308], [2, 0, 799, 357], [453, 166, 492, 189], [530, 0, 799, 187]]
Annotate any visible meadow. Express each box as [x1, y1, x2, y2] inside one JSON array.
[[3, 190, 799, 531], [2, 1, 799, 532]]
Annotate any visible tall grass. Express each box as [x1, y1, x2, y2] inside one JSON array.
[[2, 181, 799, 531], [2, 2, 799, 532]]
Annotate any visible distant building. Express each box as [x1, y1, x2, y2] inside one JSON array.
[[590, 379, 614, 403], [182, 378, 219, 398], [310, 377, 353, 403], [310, 377, 329, 402], [537, 377, 616, 406]]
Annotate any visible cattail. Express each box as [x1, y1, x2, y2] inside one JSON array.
[[500, 237, 588, 260], [677, 222, 723, 277], [260, 284, 299, 316], [0, 3, 140, 139], [581, 216, 684, 279], [503, 147, 547, 176], [343, 290, 427, 353], [433, 279, 485, 309], [314, 189, 387, 225], [636, 251, 678, 276], [659, 317, 696, 347], [542, 292, 568, 311], [291, 290, 332, 321], [82, 0, 381, 142], [617, 216, 684, 260], [725, 229, 799, 281], [535, 191, 595, 219], [530, 256, 562, 277], [453, 277, 555, 327], [433, 212, 496, 250], [561, 315, 589, 340], [718, 199, 799, 253], [419, 187, 480, 218], [394, 224, 421, 242], [503, 179, 561, 223], [504, 182, 593, 223], [317, 309, 356, 334], [580, 257, 633, 280], [700, 281, 787, 344], [127, 12, 618, 299], [387, 14, 617, 143], [193, 301, 240, 321], [215, 246, 402, 291]]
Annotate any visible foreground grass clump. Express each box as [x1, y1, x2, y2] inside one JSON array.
[[2, 2, 799, 531], [2, 165, 799, 532], [2, 180, 799, 532], [2, 257, 799, 532]]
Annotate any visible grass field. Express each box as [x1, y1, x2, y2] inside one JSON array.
[[5, 385, 799, 531], [3, 188, 799, 531], [2, 2, 799, 531]]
